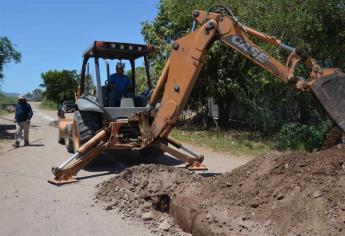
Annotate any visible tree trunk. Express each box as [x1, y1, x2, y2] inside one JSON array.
[[298, 95, 310, 124], [217, 97, 232, 129]]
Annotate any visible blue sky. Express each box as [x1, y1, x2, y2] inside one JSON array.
[[0, 0, 159, 94]]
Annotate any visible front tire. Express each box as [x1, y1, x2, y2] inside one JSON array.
[[58, 129, 65, 145], [65, 124, 74, 153]]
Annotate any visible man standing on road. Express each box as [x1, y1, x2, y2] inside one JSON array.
[[13, 95, 33, 148]]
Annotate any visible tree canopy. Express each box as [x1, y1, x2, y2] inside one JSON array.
[[0, 36, 21, 80], [127, 66, 149, 94], [41, 70, 78, 106], [25, 88, 43, 102]]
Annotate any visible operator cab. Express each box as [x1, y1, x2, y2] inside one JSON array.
[[80, 41, 154, 120]]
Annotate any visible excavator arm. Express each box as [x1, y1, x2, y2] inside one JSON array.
[[148, 9, 345, 139]]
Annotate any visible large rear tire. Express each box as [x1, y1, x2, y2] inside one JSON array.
[[72, 111, 102, 151]]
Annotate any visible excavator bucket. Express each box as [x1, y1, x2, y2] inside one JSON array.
[[310, 71, 345, 132]]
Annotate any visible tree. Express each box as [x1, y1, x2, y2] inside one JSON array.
[[24, 88, 43, 101], [84, 74, 95, 93], [41, 70, 78, 106], [24, 92, 33, 101], [32, 88, 43, 101], [0, 37, 21, 80], [127, 67, 149, 94]]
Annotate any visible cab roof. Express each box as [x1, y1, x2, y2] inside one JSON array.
[[83, 41, 154, 60]]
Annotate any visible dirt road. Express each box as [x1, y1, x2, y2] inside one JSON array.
[[0, 103, 252, 235]]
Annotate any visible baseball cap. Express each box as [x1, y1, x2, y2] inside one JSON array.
[[18, 95, 25, 100], [116, 62, 125, 69]]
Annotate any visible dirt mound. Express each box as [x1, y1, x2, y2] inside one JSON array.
[[96, 145, 345, 235], [96, 165, 200, 235]]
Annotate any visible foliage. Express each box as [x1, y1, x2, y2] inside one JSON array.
[[127, 66, 149, 94], [32, 88, 43, 101], [25, 88, 43, 101], [141, 0, 215, 80], [0, 37, 21, 80], [84, 74, 96, 94], [24, 92, 32, 100], [142, 0, 345, 147], [171, 128, 272, 156], [273, 122, 331, 151], [0, 92, 17, 105], [0, 92, 16, 115], [40, 70, 78, 106], [40, 98, 58, 110]]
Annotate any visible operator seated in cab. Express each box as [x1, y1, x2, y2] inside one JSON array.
[[108, 62, 132, 107]]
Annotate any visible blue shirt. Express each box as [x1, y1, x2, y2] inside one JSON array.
[[109, 73, 132, 95], [15, 102, 33, 122]]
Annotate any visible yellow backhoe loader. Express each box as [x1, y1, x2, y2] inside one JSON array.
[[50, 6, 345, 185]]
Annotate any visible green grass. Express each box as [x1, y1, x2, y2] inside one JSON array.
[[0, 93, 16, 116], [0, 110, 9, 116], [0, 93, 17, 105], [39, 99, 57, 110], [170, 128, 273, 157], [0, 108, 14, 148]]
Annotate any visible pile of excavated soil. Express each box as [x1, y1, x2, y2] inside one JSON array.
[[96, 145, 345, 236], [95, 164, 201, 235]]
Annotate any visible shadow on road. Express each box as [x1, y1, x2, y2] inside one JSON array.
[[82, 150, 185, 179], [152, 154, 185, 166], [26, 144, 45, 147], [0, 124, 16, 140], [77, 171, 121, 181], [199, 172, 222, 178]]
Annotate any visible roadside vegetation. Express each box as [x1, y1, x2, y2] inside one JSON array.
[[24, 88, 43, 102], [0, 93, 15, 149], [37, 70, 78, 110], [0, 36, 21, 116], [171, 128, 272, 156], [0, 109, 8, 116], [40, 70, 78, 107], [0, 92, 16, 105], [0, 92, 16, 115], [171, 121, 330, 156], [39, 98, 57, 110]]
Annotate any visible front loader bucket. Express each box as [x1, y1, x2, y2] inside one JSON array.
[[310, 71, 345, 132]]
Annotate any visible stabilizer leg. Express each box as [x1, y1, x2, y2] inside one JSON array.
[[48, 143, 105, 186], [156, 137, 208, 171]]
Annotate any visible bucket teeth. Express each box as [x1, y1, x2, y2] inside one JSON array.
[[310, 72, 345, 132]]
